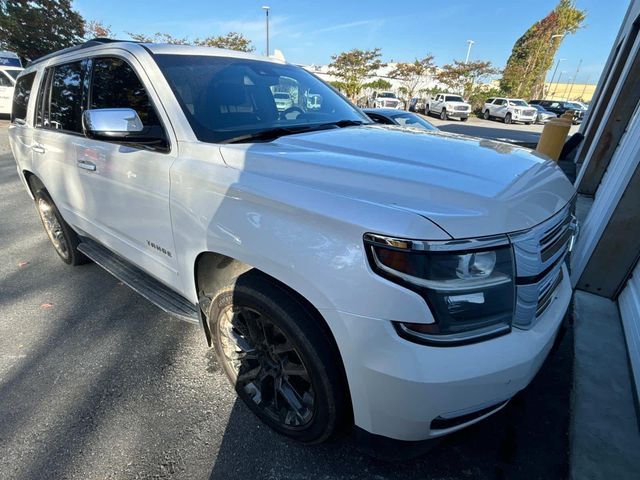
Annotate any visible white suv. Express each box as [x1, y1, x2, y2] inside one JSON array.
[[427, 93, 471, 121], [483, 97, 537, 124], [9, 40, 576, 447]]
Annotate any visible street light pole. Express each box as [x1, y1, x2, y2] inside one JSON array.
[[552, 70, 566, 98], [566, 58, 582, 101], [548, 58, 565, 97], [262, 5, 270, 57], [465, 40, 474, 64]]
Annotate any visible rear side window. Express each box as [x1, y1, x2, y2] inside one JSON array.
[[90, 57, 161, 128], [48, 61, 86, 133], [11, 72, 36, 123]]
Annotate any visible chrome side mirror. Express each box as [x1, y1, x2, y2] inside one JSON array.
[[83, 108, 144, 137]]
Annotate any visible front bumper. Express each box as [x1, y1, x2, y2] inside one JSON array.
[[446, 111, 469, 118], [321, 263, 572, 441], [512, 113, 537, 122]]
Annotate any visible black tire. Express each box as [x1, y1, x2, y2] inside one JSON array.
[[483, 109, 490, 120], [440, 109, 448, 120], [33, 188, 88, 266], [525, 122, 532, 125], [209, 271, 349, 444], [461, 116, 468, 122], [504, 113, 512, 124]]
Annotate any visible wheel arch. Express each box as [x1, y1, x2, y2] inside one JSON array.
[[193, 250, 353, 420]]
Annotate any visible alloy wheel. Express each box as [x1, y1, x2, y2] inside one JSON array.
[[218, 305, 315, 429], [37, 197, 69, 260]]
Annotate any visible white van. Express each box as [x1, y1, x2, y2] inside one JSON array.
[[0, 51, 23, 115]]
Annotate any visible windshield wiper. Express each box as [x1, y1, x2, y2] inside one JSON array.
[[222, 126, 315, 144], [222, 120, 367, 144]]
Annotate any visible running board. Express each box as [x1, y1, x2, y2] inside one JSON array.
[[78, 237, 199, 324]]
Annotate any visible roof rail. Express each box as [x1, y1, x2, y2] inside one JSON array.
[[26, 38, 137, 67]]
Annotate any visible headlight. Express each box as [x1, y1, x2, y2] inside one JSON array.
[[364, 233, 515, 345]]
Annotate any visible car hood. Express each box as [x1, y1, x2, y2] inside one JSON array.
[[219, 125, 575, 239]]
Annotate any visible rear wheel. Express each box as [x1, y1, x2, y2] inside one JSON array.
[[33, 188, 88, 266], [209, 272, 349, 443], [483, 109, 490, 120], [504, 113, 512, 124]]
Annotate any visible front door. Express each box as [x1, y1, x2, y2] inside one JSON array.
[[77, 54, 179, 288]]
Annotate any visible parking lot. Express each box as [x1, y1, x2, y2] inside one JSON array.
[[425, 114, 580, 146], [0, 119, 573, 480]]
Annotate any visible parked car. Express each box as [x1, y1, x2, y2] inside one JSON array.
[[408, 97, 427, 113], [530, 104, 557, 124], [9, 39, 577, 446], [369, 91, 402, 109], [529, 100, 584, 124], [0, 51, 23, 115], [273, 91, 293, 111], [364, 108, 437, 130], [483, 97, 537, 124], [426, 93, 471, 121]]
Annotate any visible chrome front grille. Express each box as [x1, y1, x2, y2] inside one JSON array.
[[510, 202, 576, 329], [454, 106, 468, 111]]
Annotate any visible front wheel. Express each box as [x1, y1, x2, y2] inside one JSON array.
[[440, 109, 448, 120], [33, 189, 88, 265], [483, 110, 490, 120], [504, 113, 512, 124], [461, 117, 468, 122], [209, 272, 349, 443]]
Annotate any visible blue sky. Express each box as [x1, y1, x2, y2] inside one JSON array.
[[76, 0, 629, 84]]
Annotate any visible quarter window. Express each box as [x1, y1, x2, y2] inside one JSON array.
[[48, 61, 86, 133], [11, 72, 36, 123], [90, 57, 160, 128]]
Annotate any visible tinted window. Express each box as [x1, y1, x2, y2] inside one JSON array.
[[49, 61, 85, 132], [154, 54, 367, 143], [391, 112, 437, 130], [445, 95, 464, 102], [11, 72, 35, 122], [367, 113, 393, 125], [5, 69, 21, 80], [90, 57, 160, 127], [0, 73, 12, 87], [494, 99, 505, 105]]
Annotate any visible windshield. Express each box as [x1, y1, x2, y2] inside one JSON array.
[[154, 55, 368, 143], [391, 112, 437, 131], [508, 99, 528, 106], [445, 95, 464, 102], [378, 92, 396, 98], [4, 69, 20, 80]]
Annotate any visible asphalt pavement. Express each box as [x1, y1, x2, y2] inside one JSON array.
[[0, 120, 573, 479], [425, 114, 580, 146]]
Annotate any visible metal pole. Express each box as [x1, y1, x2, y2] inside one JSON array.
[[262, 6, 270, 56], [580, 75, 591, 101], [566, 59, 581, 101], [547, 58, 564, 98], [465, 40, 474, 64], [552, 71, 565, 98], [562, 77, 572, 100]]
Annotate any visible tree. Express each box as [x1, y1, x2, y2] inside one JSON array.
[[126, 31, 254, 52], [127, 32, 189, 44], [328, 48, 384, 101], [0, 0, 85, 61], [500, 0, 586, 98], [362, 79, 392, 91], [194, 32, 254, 52], [388, 56, 435, 109], [85, 20, 113, 40], [437, 60, 500, 98]]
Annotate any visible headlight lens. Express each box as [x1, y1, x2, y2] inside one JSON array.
[[364, 234, 515, 345]]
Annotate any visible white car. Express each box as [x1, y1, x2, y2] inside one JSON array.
[[9, 40, 576, 447], [427, 93, 471, 121], [0, 51, 23, 115], [273, 91, 293, 111], [483, 97, 537, 125], [370, 91, 402, 109]]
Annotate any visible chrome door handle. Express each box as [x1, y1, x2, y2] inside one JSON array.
[[77, 160, 97, 171], [32, 144, 45, 154]]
